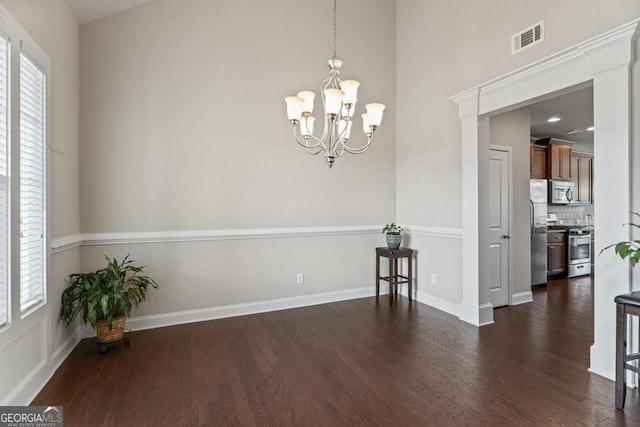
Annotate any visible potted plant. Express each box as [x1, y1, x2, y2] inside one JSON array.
[[60, 255, 158, 346], [601, 212, 640, 267], [382, 222, 403, 250]]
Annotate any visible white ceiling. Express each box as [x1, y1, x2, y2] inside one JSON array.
[[65, 0, 155, 25], [529, 86, 594, 151]]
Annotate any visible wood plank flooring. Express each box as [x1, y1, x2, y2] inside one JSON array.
[[34, 276, 640, 426]]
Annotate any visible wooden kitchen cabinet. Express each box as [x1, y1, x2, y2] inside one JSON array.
[[548, 142, 572, 180], [571, 152, 593, 203], [547, 231, 566, 276], [530, 143, 548, 179]]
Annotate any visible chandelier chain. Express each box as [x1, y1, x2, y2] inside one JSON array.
[[332, 0, 337, 59]]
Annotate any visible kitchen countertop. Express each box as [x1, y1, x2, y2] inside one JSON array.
[[547, 225, 594, 231]]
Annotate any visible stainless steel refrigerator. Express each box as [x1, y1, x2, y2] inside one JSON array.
[[530, 179, 548, 287]]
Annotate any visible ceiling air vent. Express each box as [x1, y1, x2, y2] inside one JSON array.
[[512, 21, 544, 54]]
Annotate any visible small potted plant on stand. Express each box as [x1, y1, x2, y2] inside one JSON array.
[[60, 255, 158, 352], [382, 222, 403, 250]]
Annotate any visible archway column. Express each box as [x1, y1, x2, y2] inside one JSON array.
[[457, 89, 494, 326], [590, 62, 633, 379]]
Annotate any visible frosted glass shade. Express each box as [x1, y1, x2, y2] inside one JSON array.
[[361, 113, 372, 134], [297, 91, 316, 114], [339, 80, 360, 105], [365, 103, 385, 126], [300, 116, 315, 136], [324, 88, 345, 115], [285, 96, 304, 120], [338, 119, 353, 139]]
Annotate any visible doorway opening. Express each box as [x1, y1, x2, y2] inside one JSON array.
[[452, 20, 638, 379]]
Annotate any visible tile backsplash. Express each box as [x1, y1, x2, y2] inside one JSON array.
[[548, 204, 595, 226]]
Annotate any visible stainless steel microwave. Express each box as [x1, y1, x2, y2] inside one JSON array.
[[549, 180, 575, 204]]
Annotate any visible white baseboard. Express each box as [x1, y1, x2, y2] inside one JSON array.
[[589, 342, 615, 381], [512, 291, 533, 305], [80, 285, 392, 335], [4, 328, 82, 406], [79, 284, 468, 337], [478, 303, 495, 326], [412, 289, 461, 318], [2, 360, 47, 406], [51, 328, 81, 370]]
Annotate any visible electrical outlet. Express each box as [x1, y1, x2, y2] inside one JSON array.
[[431, 273, 437, 284], [297, 273, 304, 285]]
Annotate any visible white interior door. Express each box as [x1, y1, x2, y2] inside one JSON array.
[[488, 147, 511, 308]]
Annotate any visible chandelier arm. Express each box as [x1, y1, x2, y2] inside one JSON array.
[[339, 135, 375, 154], [306, 147, 324, 155], [318, 77, 337, 145], [292, 124, 327, 151], [333, 146, 346, 157]]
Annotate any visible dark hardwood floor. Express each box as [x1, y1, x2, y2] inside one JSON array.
[[34, 276, 639, 426]]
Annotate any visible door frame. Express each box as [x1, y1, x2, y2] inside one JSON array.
[[489, 145, 513, 307], [451, 20, 639, 379]]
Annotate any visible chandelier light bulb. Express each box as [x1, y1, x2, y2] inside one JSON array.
[[285, 96, 304, 120], [297, 91, 316, 114], [365, 103, 385, 127], [361, 113, 371, 134], [324, 88, 345, 116], [340, 80, 360, 105], [300, 116, 315, 136], [338, 119, 353, 139]]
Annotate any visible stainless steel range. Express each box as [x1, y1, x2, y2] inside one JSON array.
[[567, 228, 591, 278]]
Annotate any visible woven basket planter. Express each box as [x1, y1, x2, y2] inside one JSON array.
[[96, 315, 127, 344]]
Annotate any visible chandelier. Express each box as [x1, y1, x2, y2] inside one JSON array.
[[284, 0, 385, 168]]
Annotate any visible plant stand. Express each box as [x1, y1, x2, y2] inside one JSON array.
[[97, 328, 131, 354], [375, 247, 413, 305]]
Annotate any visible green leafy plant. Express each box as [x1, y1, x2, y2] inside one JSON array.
[[601, 212, 640, 268], [382, 222, 403, 235], [60, 255, 158, 331]]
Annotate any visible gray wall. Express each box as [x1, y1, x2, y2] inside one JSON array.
[[78, 0, 396, 315]]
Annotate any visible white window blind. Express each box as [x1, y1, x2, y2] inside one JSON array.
[[19, 52, 45, 313], [0, 35, 8, 326]]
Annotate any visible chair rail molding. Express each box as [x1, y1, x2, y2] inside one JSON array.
[[50, 224, 464, 254]]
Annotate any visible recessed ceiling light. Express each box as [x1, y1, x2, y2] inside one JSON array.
[[547, 117, 561, 123], [566, 130, 580, 135], [586, 126, 595, 131]]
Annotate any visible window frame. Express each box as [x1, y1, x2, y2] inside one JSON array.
[[0, 9, 50, 330], [0, 27, 9, 329], [18, 48, 47, 315]]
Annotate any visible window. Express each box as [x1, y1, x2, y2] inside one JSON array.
[[0, 34, 7, 326], [0, 10, 49, 327], [19, 52, 45, 313]]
